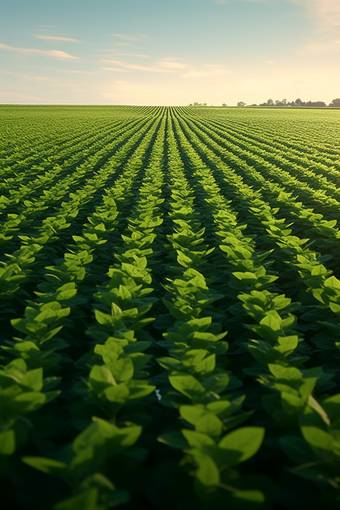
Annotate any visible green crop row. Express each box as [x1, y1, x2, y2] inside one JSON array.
[[1, 105, 340, 510]]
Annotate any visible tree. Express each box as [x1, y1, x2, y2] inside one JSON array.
[[306, 101, 326, 107], [329, 98, 340, 107], [266, 99, 274, 106], [237, 101, 246, 107], [222, 103, 227, 107]]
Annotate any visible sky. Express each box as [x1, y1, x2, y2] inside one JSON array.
[[0, 0, 339, 105]]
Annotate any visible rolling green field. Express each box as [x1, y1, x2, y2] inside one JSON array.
[[1, 105, 340, 509]]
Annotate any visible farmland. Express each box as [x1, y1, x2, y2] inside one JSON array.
[[1, 104, 340, 509]]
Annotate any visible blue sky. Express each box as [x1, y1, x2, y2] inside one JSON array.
[[0, 0, 339, 105]]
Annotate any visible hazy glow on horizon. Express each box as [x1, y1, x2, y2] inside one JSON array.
[[0, 0, 339, 105]]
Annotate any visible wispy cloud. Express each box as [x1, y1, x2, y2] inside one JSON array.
[[101, 52, 151, 58], [304, 39, 340, 52], [181, 66, 230, 78], [111, 33, 147, 41], [288, 0, 340, 28], [237, 0, 272, 3], [1, 70, 50, 81], [288, 1, 340, 54], [158, 58, 186, 69], [239, 0, 272, 3], [202, 64, 227, 68], [101, 57, 233, 78], [101, 57, 186, 73], [215, 0, 272, 7], [33, 35, 80, 42], [101, 67, 130, 72], [57, 70, 95, 74], [0, 43, 77, 60], [0, 90, 46, 102], [101, 59, 170, 72]]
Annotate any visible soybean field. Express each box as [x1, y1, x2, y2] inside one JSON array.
[[1, 105, 340, 510]]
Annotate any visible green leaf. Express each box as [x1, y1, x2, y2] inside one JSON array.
[[233, 271, 258, 281], [308, 395, 330, 426], [206, 396, 245, 417], [268, 364, 302, 382], [103, 384, 130, 404], [180, 404, 206, 425], [321, 393, 340, 420], [108, 357, 134, 383], [195, 451, 220, 486], [177, 251, 194, 268], [169, 375, 207, 403], [89, 365, 115, 392], [20, 368, 43, 391], [158, 430, 189, 450], [218, 427, 265, 466], [54, 489, 98, 510], [14, 392, 46, 414], [182, 429, 215, 449], [0, 429, 15, 455], [300, 426, 337, 462], [324, 276, 340, 291], [22, 456, 67, 475], [202, 373, 230, 394], [94, 309, 112, 326], [229, 490, 266, 508], [280, 435, 317, 464], [73, 419, 142, 457], [196, 414, 223, 440], [281, 392, 304, 415], [126, 380, 155, 400]]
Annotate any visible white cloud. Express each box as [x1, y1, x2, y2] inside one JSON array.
[[0, 43, 77, 60], [33, 35, 80, 42]]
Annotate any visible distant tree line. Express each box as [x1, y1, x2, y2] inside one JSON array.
[[188, 98, 340, 108], [236, 98, 340, 108]]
